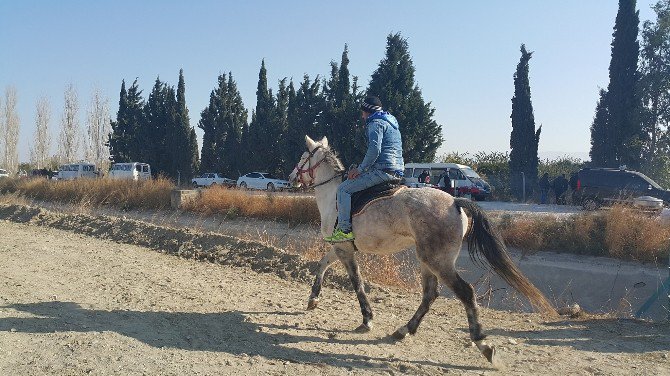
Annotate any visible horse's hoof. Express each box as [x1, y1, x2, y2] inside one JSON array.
[[354, 323, 372, 333], [391, 326, 409, 340], [476, 341, 497, 365], [306, 298, 319, 310]]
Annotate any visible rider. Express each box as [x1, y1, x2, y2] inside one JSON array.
[[324, 96, 405, 243]]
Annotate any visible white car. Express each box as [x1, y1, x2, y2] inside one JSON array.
[[192, 173, 236, 188], [237, 172, 291, 191], [0, 169, 9, 178]]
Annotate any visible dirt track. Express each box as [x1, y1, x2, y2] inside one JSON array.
[[0, 210, 669, 375]]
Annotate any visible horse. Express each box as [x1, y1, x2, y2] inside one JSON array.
[[288, 135, 556, 364]]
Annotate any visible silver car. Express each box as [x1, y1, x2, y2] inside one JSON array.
[[237, 172, 291, 191]]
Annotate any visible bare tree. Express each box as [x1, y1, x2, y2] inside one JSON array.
[[58, 83, 80, 164], [30, 96, 52, 169], [85, 88, 111, 172], [3, 86, 20, 174]]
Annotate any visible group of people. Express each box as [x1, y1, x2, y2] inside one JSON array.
[[538, 172, 578, 205], [417, 169, 452, 192]]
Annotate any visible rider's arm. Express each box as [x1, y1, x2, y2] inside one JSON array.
[[358, 121, 384, 172]]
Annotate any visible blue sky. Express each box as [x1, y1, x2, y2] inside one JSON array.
[[0, 0, 658, 163]]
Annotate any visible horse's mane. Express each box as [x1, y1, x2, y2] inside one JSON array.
[[320, 144, 345, 173]]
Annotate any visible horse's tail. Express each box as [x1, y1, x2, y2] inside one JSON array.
[[453, 198, 556, 315]]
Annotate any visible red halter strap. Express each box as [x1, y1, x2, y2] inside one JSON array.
[[295, 145, 326, 187]]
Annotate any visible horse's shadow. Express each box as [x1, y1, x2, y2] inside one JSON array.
[[487, 318, 670, 353], [0, 301, 487, 372]]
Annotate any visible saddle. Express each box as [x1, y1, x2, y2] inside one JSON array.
[[351, 178, 405, 216]]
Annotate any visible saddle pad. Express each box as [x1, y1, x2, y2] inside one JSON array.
[[351, 180, 405, 216]]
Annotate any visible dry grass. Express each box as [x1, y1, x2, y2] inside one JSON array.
[[183, 186, 320, 224], [496, 206, 670, 262], [0, 177, 173, 210], [3, 178, 668, 266]]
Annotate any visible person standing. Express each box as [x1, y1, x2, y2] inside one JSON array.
[[324, 96, 405, 243], [539, 172, 550, 204], [552, 174, 569, 205], [417, 170, 429, 184], [438, 171, 452, 194]]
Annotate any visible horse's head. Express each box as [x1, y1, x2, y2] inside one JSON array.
[[289, 135, 340, 188]]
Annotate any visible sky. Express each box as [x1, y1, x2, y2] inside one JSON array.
[[0, 0, 659, 164]]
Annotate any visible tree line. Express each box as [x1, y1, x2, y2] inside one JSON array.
[[106, 33, 443, 181]]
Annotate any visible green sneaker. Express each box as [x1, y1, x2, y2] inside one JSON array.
[[324, 228, 355, 243]]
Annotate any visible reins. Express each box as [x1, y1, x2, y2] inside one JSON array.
[[295, 144, 344, 188]]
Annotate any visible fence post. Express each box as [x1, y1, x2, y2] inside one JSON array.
[[521, 172, 526, 202]]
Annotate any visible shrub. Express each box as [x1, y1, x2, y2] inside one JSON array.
[[9, 177, 173, 210], [495, 206, 670, 262]]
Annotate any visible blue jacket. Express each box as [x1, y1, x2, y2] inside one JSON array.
[[358, 111, 405, 174]]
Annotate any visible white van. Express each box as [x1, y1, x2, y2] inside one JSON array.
[[57, 162, 98, 180], [109, 162, 151, 180], [403, 162, 491, 200]]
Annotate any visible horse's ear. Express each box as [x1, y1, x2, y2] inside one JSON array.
[[320, 136, 328, 148], [305, 135, 317, 151]]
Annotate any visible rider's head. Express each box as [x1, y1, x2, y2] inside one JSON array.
[[360, 96, 383, 119]]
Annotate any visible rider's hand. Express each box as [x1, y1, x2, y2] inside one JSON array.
[[348, 167, 361, 180]]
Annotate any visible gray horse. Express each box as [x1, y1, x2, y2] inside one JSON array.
[[289, 136, 555, 364]]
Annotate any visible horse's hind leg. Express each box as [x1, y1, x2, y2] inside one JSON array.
[[392, 263, 438, 340], [335, 245, 373, 333], [440, 268, 496, 364], [307, 248, 338, 310]]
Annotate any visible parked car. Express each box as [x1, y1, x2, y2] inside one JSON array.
[[109, 162, 152, 180], [237, 172, 291, 191], [0, 169, 9, 178], [57, 162, 98, 180], [573, 167, 670, 210], [403, 162, 491, 201], [192, 173, 236, 188]]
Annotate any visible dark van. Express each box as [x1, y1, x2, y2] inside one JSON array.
[[573, 167, 670, 209]]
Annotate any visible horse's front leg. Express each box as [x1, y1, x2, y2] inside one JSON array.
[[307, 248, 339, 310], [335, 244, 373, 333]]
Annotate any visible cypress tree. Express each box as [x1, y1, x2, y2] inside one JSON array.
[[245, 60, 278, 173], [606, 0, 641, 168], [509, 44, 541, 201], [274, 78, 290, 176], [281, 80, 301, 174], [188, 127, 200, 176], [589, 89, 610, 166], [367, 33, 443, 162], [142, 77, 177, 178], [281, 75, 324, 173], [321, 45, 364, 167], [109, 79, 145, 163], [220, 73, 248, 177], [198, 92, 218, 173], [108, 80, 130, 163], [172, 69, 198, 181], [198, 72, 248, 178]]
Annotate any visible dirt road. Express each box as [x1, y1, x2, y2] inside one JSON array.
[[0, 218, 668, 375]]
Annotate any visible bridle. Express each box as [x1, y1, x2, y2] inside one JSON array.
[[294, 144, 344, 188]]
